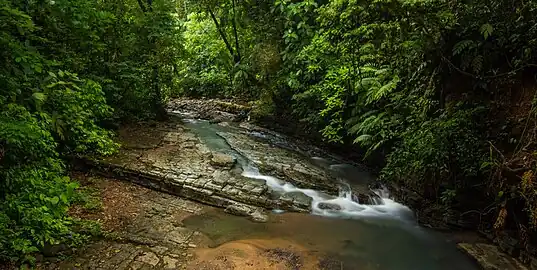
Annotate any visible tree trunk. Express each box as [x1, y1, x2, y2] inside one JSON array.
[[136, 0, 147, 13], [137, 0, 165, 119], [231, 0, 241, 63], [208, 7, 237, 64], [153, 65, 167, 120]]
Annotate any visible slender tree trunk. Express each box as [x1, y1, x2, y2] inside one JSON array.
[[208, 7, 236, 63], [153, 65, 167, 120], [231, 0, 241, 63], [137, 0, 165, 119], [136, 0, 147, 12]]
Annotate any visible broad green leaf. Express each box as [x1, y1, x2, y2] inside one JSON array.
[[50, 196, 59, 205], [32, 92, 46, 102]]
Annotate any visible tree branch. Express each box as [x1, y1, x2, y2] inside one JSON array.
[[442, 55, 537, 80]]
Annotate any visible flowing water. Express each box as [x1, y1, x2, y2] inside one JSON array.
[[183, 211, 477, 270], [181, 117, 479, 270]]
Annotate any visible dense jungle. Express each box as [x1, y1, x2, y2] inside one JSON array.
[[2, 0, 537, 268]]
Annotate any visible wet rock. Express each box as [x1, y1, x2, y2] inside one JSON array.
[[150, 246, 169, 255], [210, 153, 236, 169], [136, 251, 160, 266], [167, 98, 250, 122], [209, 118, 222, 124], [162, 256, 178, 269], [457, 243, 528, 270], [351, 192, 383, 205], [224, 203, 255, 216], [329, 164, 375, 186], [280, 191, 313, 211], [250, 208, 269, 223], [79, 114, 384, 228], [388, 183, 422, 209], [209, 111, 236, 123], [317, 202, 342, 211], [224, 203, 269, 222], [310, 157, 332, 169], [217, 131, 340, 194], [282, 164, 337, 193]]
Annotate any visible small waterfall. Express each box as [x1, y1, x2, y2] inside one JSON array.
[[181, 116, 413, 221], [241, 163, 413, 221]]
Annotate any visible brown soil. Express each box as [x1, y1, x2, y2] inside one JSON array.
[[68, 172, 147, 231], [187, 239, 319, 270]]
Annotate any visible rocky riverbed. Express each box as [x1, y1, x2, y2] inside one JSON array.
[[52, 98, 533, 270]]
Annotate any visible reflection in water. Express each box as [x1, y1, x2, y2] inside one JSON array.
[[184, 210, 478, 270]]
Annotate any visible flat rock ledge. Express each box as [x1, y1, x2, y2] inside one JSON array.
[[458, 243, 529, 270], [72, 119, 319, 222], [76, 157, 310, 219], [216, 131, 340, 195]]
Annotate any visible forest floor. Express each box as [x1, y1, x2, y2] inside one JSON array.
[[37, 173, 206, 270], [37, 174, 311, 270]]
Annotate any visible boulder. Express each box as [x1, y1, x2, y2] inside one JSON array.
[[224, 204, 268, 223], [317, 202, 342, 211], [210, 153, 236, 169], [249, 209, 269, 223], [457, 243, 528, 270], [351, 192, 383, 205], [280, 191, 313, 211], [224, 203, 255, 217]]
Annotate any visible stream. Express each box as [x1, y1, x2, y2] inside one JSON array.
[[181, 117, 479, 270]]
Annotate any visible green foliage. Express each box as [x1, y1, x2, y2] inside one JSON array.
[[0, 105, 89, 262], [176, 0, 283, 99], [271, 0, 537, 199], [2, 0, 536, 261], [0, 0, 183, 263], [382, 107, 486, 195], [41, 71, 118, 154], [178, 12, 232, 97], [73, 187, 103, 212], [260, 0, 537, 244]]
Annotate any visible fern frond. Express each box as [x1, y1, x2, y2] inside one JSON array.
[[366, 75, 399, 104], [452, 40, 475, 56], [472, 55, 483, 74], [480, 23, 493, 39], [353, 134, 372, 144]]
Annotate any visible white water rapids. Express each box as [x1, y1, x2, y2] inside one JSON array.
[[180, 116, 413, 222], [241, 163, 413, 221], [173, 113, 481, 270]]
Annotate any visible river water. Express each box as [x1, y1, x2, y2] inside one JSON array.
[[181, 117, 479, 270]]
